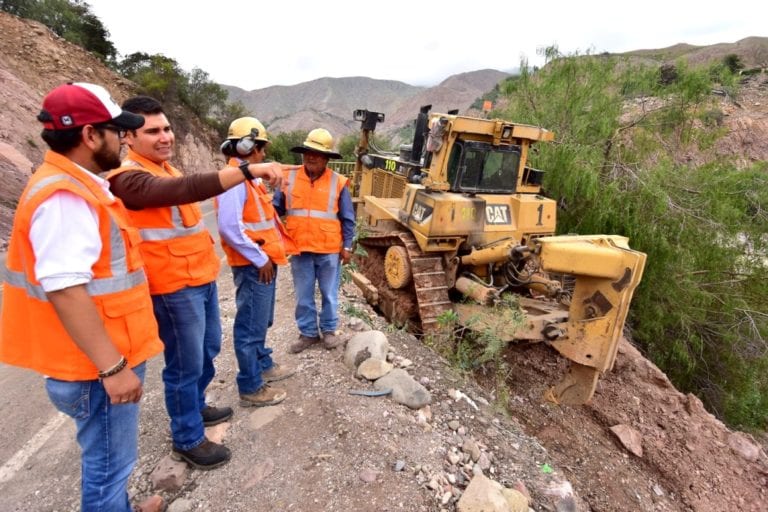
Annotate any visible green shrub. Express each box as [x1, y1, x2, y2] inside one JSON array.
[[500, 46, 768, 430]]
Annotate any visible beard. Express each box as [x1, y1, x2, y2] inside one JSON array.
[[93, 141, 122, 172]]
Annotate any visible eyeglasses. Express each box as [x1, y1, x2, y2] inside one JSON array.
[[97, 124, 127, 138]]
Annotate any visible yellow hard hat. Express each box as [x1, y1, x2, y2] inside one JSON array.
[[226, 116, 269, 143], [291, 128, 341, 159], [221, 117, 269, 156]]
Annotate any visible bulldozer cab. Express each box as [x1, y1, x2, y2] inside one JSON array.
[[446, 140, 521, 194]]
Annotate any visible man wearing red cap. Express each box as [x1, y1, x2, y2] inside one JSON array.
[[0, 82, 164, 511]]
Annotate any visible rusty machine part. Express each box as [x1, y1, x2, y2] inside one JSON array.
[[384, 245, 412, 289], [348, 107, 647, 405], [353, 231, 452, 333]]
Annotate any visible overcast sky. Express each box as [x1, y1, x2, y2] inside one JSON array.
[[86, 0, 765, 91]]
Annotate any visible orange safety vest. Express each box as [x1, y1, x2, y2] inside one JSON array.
[[282, 166, 347, 254], [215, 158, 296, 266], [107, 149, 220, 295], [0, 151, 163, 381]]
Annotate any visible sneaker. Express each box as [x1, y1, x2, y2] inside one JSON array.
[[240, 384, 287, 407], [171, 439, 231, 470], [262, 363, 295, 383], [201, 405, 233, 427], [322, 331, 345, 350], [289, 334, 321, 354]]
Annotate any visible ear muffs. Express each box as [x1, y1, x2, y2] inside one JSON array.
[[235, 137, 256, 156], [220, 139, 234, 155], [220, 137, 256, 156]]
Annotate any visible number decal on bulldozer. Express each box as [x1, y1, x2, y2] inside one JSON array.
[[460, 207, 477, 221]]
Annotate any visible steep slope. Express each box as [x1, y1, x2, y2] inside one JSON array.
[[619, 36, 768, 69], [384, 69, 511, 138], [0, 11, 223, 248]]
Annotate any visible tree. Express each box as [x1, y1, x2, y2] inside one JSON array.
[[722, 54, 744, 74], [118, 52, 185, 103], [500, 47, 768, 429], [1, 0, 117, 64], [211, 100, 250, 139], [267, 130, 307, 165], [181, 67, 227, 119], [337, 133, 359, 161]]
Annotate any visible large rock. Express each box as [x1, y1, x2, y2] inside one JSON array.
[[457, 473, 529, 512], [374, 368, 431, 409], [343, 330, 389, 369]]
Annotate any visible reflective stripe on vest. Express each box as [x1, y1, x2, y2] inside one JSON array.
[[241, 184, 274, 231], [139, 207, 206, 241], [3, 174, 144, 300], [285, 170, 339, 220], [121, 157, 205, 240]]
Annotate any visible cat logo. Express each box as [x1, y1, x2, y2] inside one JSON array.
[[411, 201, 433, 224], [485, 204, 510, 225]]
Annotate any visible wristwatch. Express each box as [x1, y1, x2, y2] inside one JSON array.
[[238, 161, 254, 180], [343, 247, 352, 252]]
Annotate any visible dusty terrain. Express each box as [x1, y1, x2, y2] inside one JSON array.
[[2, 265, 766, 511]]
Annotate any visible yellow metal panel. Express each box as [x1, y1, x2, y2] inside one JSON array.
[[408, 192, 485, 237], [537, 235, 632, 279], [363, 196, 401, 223], [509, 194, 556, 234]]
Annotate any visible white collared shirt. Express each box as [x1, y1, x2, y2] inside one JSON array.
[[29, 166, 114, 292]]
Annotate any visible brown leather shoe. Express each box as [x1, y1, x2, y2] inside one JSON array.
[[322, 331, 345, 349], [240, 384, 287, 407], [262, 363, 295, 383], [171, 439, 231, 470], [289, 334, 321, 354], [201, 405, 233, 427]]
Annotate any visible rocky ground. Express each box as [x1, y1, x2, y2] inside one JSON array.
[[3, 265, 765, 512]]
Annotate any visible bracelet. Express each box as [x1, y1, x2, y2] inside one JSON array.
[[98, 356, 127, 379], [239, 161, 254, 180], [343, 247, 352, 251]]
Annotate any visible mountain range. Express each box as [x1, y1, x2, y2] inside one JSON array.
[[223, 70, 510, 143], [1, 6, 766, 248]]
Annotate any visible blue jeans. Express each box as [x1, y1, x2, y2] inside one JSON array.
[[152, 282, 222, 450], [231, 265, 276, 394], [290, 252, 341, 338], [45, 363, 146, 512]]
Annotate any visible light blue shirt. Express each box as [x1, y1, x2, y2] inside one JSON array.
[[216, 178, 269, 268]]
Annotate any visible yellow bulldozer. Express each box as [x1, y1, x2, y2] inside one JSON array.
[[347, 106, 646, 405]]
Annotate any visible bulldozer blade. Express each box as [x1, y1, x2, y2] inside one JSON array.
[[546, 362, 601, 405], [455, 300, 567, 342]]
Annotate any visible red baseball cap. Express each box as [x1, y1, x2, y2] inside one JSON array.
[[37, 82, 145, 131]]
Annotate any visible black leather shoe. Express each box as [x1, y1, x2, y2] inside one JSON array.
[[171, 439, 231, 470], [201, 405, 233, 427]]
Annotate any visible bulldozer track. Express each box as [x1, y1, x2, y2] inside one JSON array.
[[358, 231, 453, 333]]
